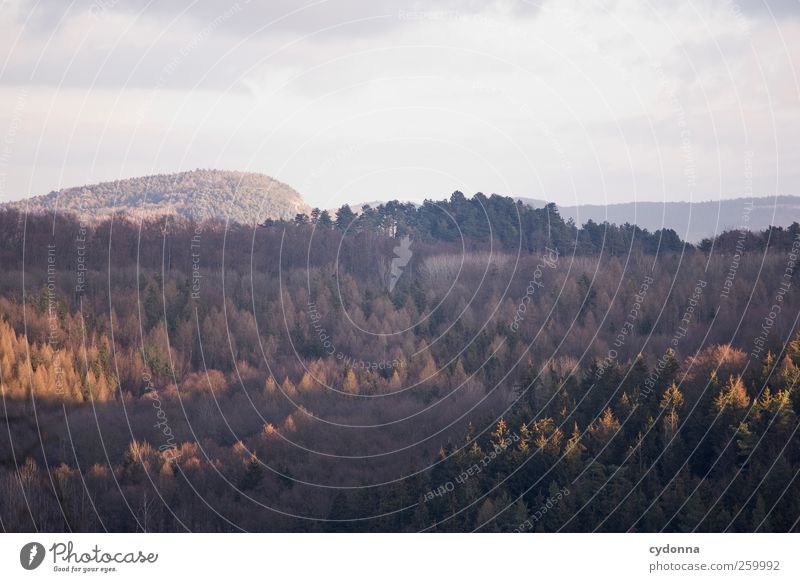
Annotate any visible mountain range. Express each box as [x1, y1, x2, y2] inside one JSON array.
[[3, 170, 799, 241], [517, 196, 800, 242]]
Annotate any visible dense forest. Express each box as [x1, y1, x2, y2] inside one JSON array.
[[1, 191, 800, 532]]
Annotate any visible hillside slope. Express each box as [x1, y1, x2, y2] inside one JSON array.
[[5, 169, 310, 224]]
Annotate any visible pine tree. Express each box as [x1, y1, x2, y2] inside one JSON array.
[[335, 205, 357, 232]]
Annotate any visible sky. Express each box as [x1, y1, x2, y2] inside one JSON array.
[[0, 0, 798, 209]]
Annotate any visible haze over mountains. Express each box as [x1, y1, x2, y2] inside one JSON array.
[[4, 170, 799, 242], [517, 196, 800, 243]]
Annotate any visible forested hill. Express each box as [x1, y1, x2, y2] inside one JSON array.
[[4, 169, 310, 224], [284, 191, 689, 255], [3, 207, 800, 532], [296, 193, 800, 256]]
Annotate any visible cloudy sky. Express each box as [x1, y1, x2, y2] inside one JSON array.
[[0, 0, 798, 208]]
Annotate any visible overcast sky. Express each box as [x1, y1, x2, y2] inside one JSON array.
[[0, 0, 798, 208]]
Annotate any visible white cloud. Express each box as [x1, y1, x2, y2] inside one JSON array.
[[0, 0, 797, 207]]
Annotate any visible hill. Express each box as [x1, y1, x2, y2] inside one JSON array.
[[2, 206, 800, 532], [4, 169, 310, 224], [517, 196, 800, 242]]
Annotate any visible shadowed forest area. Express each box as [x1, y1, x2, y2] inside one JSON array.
[[1, 193, 800, 532]]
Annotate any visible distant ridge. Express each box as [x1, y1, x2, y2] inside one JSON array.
[[4, 169, 310, 224], [517, 196, 800, 242], [7, 171, 797, 241]]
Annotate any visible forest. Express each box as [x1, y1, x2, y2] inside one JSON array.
[[1, 191, 799, 532]]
